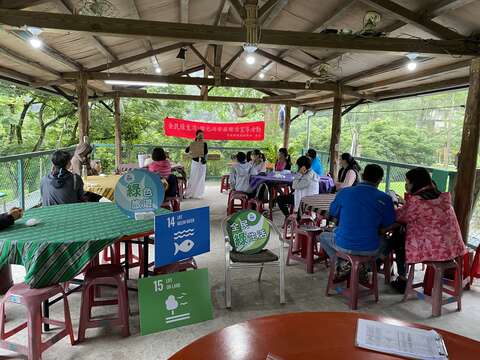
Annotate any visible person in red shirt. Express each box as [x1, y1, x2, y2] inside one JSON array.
[[148, 147, 177, 197]]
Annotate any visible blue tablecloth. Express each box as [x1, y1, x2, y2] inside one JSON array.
[[249, 173, 334, 193]]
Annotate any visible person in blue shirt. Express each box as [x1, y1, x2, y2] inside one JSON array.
[[307, 148, 323, 176], [319, 164, 396, 280]]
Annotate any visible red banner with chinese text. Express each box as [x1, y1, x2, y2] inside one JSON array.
[[164, 117, 265, 141]]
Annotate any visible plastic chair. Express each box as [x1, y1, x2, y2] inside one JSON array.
[[0, 283, 75, 360], [403, 258, 462, 317], [223, 211, 286, 308], [78, 264, 129, 341], [227, 191, 249, 215], [326, 252, 379, 310], [220, 175, 230, 193]]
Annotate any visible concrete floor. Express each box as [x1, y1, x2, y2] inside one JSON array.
[[1, 182, 479, 359]]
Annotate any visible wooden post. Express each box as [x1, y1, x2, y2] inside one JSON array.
[[453, 58, 480, 243], [329, 84, 342, 176], [114, 95, 122, 170], [76, 71, 89, 143], [283, 105, 291, 148]]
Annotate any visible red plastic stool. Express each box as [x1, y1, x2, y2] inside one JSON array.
[[403, 258, 462, 317], [0, 283, 75, 360], [220, 175, 230, 193], [247, 198, 269, 218], [326, 252, 379, 310], [290, 227, 323, 273], [153, 258, 198, 275], [378, 252, 394, 284], [78, 264, 129, 342], [227, 191, 249, 215], [162, 197, 181, 212]]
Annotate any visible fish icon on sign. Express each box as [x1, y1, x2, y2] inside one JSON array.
[[174, 239, 195, 255]]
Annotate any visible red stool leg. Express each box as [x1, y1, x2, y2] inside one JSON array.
[[325, 257, 337, 296], [456, 258, 463, 312], [349, 260, 360, 310], [77, 284, 91, 342], [27, 304, 42, 360], [61, 290, 75, 345], [306, 234, 314, 274], [371, 260, 379, 302]]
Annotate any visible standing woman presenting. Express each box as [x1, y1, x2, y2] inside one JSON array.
[[185, 130, 208, 199]]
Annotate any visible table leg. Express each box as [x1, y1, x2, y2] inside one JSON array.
[[143, 236, 150, 278], [124, 241, 130, 280], [43, 300, 50, 331]]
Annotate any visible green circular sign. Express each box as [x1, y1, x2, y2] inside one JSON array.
[[226, 210, 270, 254]]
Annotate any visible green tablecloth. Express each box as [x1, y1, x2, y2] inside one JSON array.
[[0, 202, 168, 288]]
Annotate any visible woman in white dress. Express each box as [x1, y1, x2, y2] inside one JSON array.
[[185, 130, 208, 199]]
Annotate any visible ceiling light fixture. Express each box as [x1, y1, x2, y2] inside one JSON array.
[[28, 27, 43, 49], [176, 47, 187, 60], [406, 53, 418, 72], [104, 80, 168, 87], [154, 65, 162, 74], [246, 55, 255, 65], [259, 72, 265, 79]]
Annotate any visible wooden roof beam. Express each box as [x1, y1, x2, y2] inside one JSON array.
[[0, 0, 48, 9], [260, 0, 287, 26], [255, 48, 320, 79], [189, 45, 215, 73], [105, 90, 299, 105], [2, 10, 478, 55], [0, 45, 61, 76], [427, 0, 477, 18], [88, 42, 188, 72], [64, 71, 343, 91], [57, 0, 129, 72], [357, 59, 471, 91], [359, 0, 463, 40], [258, 0, 279, 19], [7, 29, 83, 70], [374, 76, 470, 99], [228, 0, 246, 19]]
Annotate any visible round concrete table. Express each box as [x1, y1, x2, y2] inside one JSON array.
[[170, 312, 480, 360]]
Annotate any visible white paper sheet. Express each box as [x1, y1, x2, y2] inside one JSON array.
[[356, 319, 448, 360]]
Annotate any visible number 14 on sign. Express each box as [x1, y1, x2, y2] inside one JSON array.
[[167, 216, 175, 228]]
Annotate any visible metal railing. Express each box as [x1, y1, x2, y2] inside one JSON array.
[[0, 146, 75, 210], [317, 152, 456, 194]]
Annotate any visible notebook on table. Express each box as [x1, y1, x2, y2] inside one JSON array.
[[355, 319, 448, 360]]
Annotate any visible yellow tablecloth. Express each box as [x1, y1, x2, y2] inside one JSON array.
[[85, 175, 121, 201], [85, 174, 169, 201]]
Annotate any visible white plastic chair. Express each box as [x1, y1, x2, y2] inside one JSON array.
[[222, 211, 286, 308]]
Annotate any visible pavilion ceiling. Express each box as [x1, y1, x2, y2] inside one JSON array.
[[0, 0, 478, 110]]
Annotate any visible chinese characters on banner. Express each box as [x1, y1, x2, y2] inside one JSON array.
[[164, 117, 265, 141], [114, 169, 165, 218]]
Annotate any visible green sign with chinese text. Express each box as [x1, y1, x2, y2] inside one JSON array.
[[226, 210, 270, 254]]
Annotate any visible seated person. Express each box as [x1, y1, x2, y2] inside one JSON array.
[[148, 147, 178, 198], [277, 156, 319, 219], [251, 149, 267, 174], [41, 150, 84, 206], [306, 148, 323, 176], [275, 148, 292, 172], [386, 167, 466, 293], [0, 208, 23, 230], [336, 153, 360, 190], [319, 164, 395, 281], [229, 152, 258, 196], [70, 142, 99, 176]]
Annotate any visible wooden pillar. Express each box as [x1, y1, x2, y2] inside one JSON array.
[[329, 84, 342, 176], [76, 71, 89, 143], [453, 58, 480, 243], [114, 95, 122, 169], [283, 105, 291, 148]]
